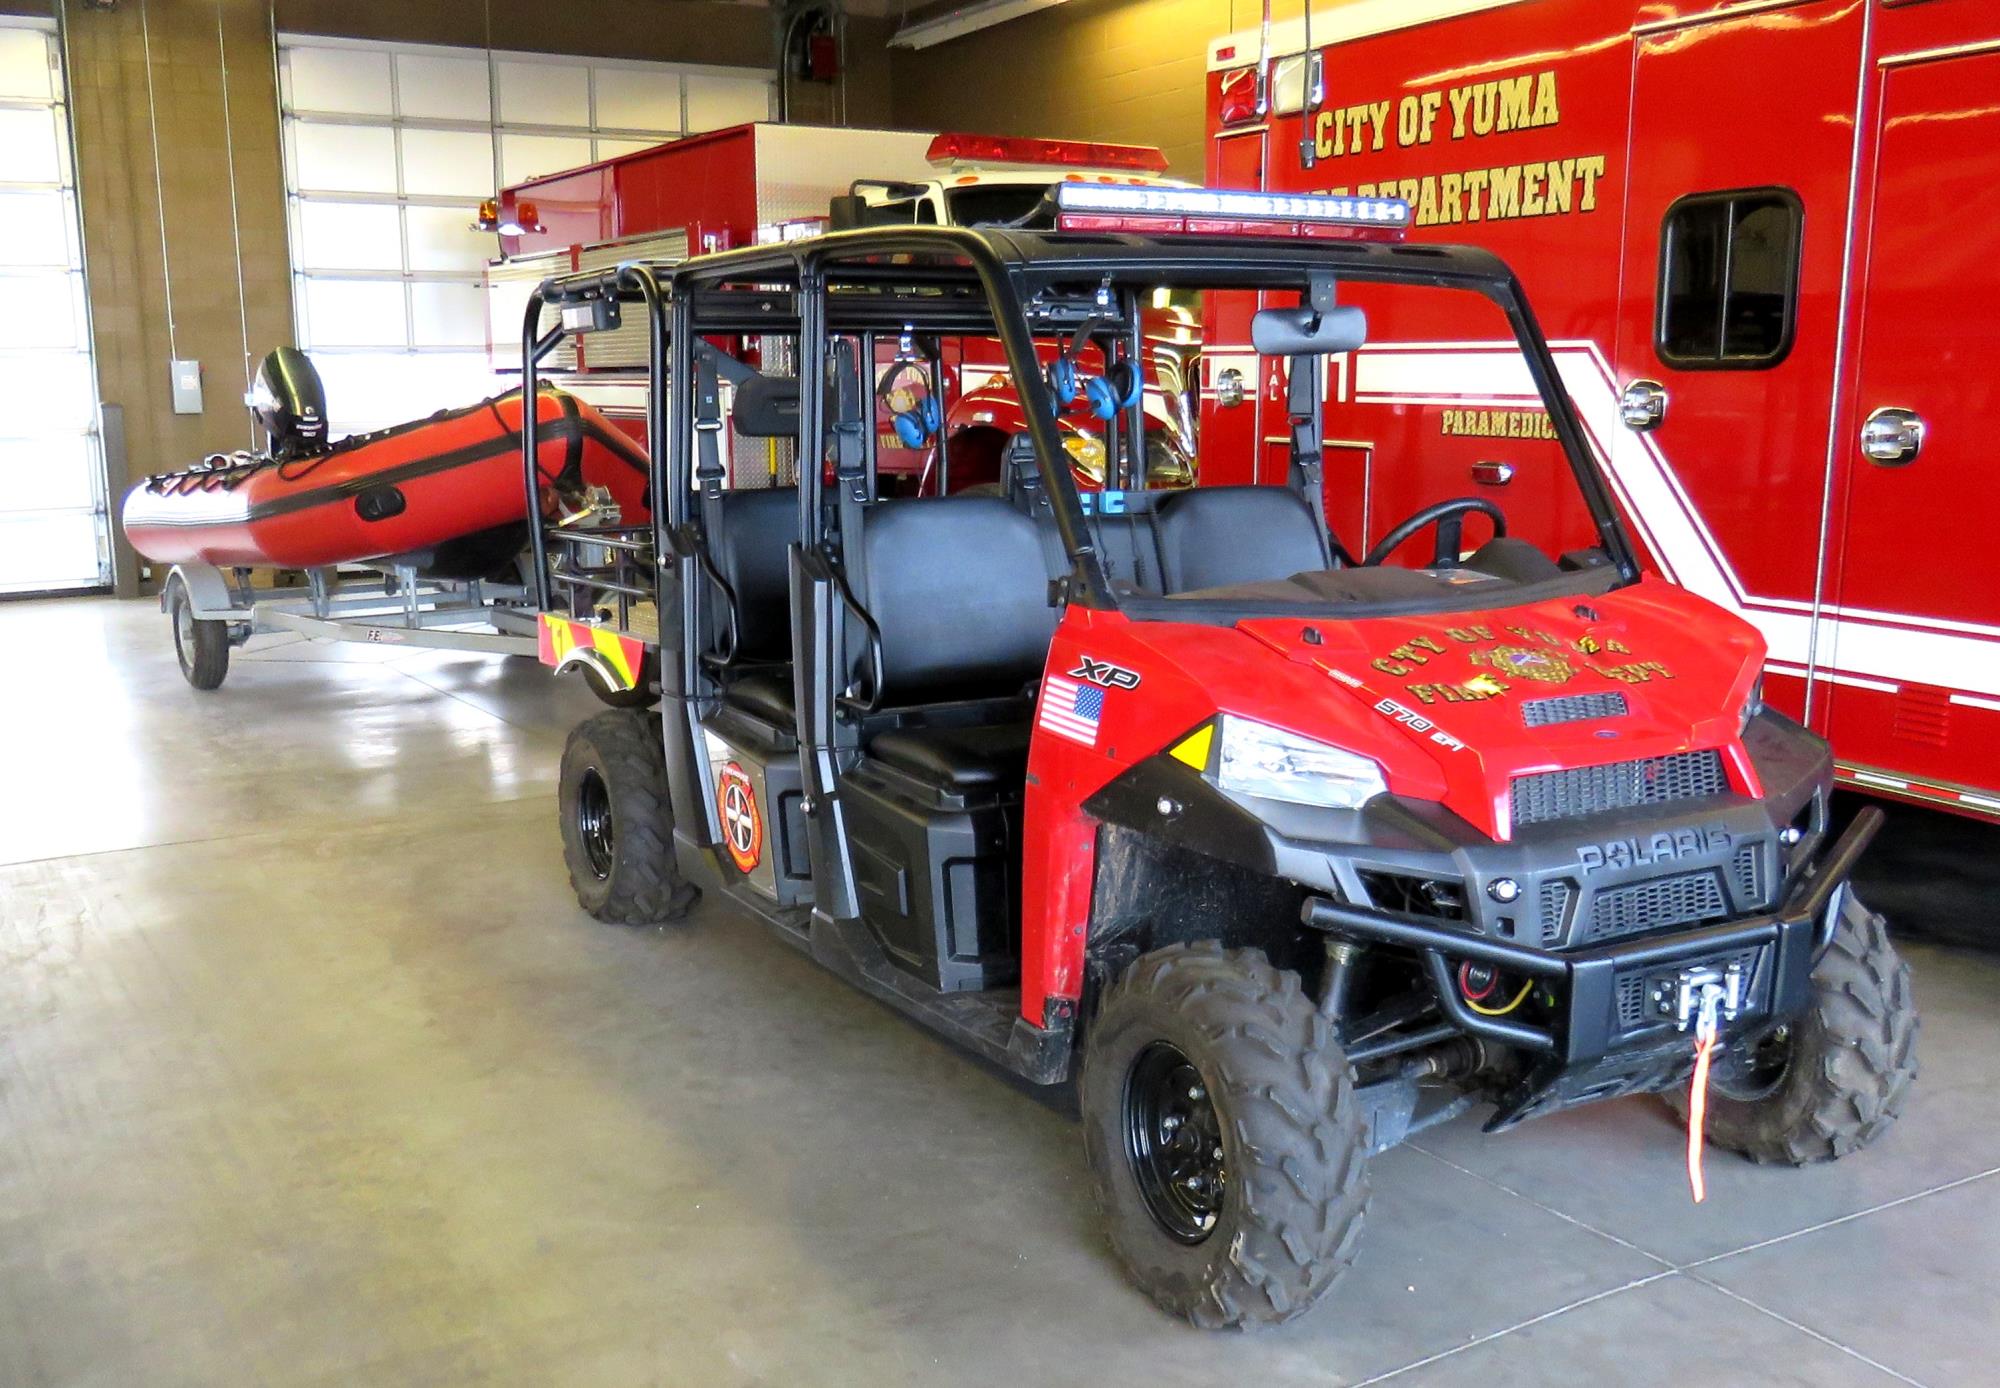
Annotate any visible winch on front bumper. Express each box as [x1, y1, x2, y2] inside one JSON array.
[[1300, 806, 1883, 1130]]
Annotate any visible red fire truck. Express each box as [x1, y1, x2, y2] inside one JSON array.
[[482, 123, 1191, 492], [1202, 0, 2000, 822]]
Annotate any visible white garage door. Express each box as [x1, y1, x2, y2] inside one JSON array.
[[277, 35, 773, 440], [0, 18, 106, 595]]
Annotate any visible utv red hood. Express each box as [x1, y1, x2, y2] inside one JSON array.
[[1230, 577, 1766, 840]]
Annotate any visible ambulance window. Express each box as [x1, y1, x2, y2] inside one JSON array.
[[866, 197, 939, 226], [1655, 189, 1802, 368]]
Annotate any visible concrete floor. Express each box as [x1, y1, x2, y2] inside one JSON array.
[[4, 596, 1998, 1388]]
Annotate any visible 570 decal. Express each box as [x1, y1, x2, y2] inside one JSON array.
[[1372, 696, 1467, 753]]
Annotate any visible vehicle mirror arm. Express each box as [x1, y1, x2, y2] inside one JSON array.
[[1285, 347, 1336, 564]]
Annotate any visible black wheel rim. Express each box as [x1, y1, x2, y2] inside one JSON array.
[[1713, 1023, 1795, 1102], [1123, 1041, 1227, 1244], [575, 767, 615, 880]]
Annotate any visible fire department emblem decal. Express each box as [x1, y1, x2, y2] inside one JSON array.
[[717, 761, 762, 873], [1473, 644, 1575, 685]]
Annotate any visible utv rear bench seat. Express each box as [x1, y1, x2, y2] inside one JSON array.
[[839, 495, 1055, 991]]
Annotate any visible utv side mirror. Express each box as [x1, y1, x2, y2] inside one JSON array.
[[1251, 304, 1367, 356]]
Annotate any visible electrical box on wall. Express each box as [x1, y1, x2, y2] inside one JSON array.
[[169, 359, 203, 415]]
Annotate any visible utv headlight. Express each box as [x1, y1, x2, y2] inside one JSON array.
[[1214, 715, 1388, 810]]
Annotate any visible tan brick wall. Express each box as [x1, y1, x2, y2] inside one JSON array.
[[63, 0, 294, 583], [888, 0, 1324, 177]]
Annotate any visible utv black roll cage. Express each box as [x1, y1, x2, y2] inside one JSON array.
[[519, 225, 1643, 626]]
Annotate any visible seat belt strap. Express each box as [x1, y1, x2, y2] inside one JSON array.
[[694, 351, 726, 524]]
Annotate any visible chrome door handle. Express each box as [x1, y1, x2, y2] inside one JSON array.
[[1619, 379, 1667, 431], [1471, 461, 1514, 486], [1861, 406, 1925, 466], [1214, 366, 1247, 409]]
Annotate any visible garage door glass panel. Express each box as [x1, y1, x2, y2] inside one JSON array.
[[401, 128, 496, 198], [0, 25, 52, 99], [0, 190, 72, 266], [498, 59, 589, 126], [292, 122, 398, 193], [11, 271, 81, 349], [405, 205, 491, 272], [310, 352, 494, 435], [501, 132, 593, 185], [410, 282, 486, 348], [297, 201, 403, 271], [0, 512, 100, 591], [284, 45, 393, 114], [0, 350, 94, 434], [0, 436, 94, 511], [279, 33, 768, 440], [686, 74, 771, 132], [0, 18, 103, 593], [395, 52, 491, 121], [592, 137, 657, 161], [0, 105, 62, 183], [302, 279, 408, 348], [592, 67, 682, 132]]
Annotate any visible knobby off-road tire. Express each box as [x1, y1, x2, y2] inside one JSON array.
[[1676, 891, 1917, 1165], [558, 709, 698, 925], [168, 578, 229, 690], [1079, 942, 1369, 1329]]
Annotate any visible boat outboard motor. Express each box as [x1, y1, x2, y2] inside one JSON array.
[[247, 347, 328, 460]]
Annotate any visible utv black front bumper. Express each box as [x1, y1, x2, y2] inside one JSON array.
[[1300, 807, 1882, 1129]]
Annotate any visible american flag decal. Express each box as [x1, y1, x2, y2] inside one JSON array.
[[1038, 675, 1105, 747]]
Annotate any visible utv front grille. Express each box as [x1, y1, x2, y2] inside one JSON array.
[[1584, 870, 1730, 943], [1510, 750, 1727, 831], [1522, 692, 1629, 727]]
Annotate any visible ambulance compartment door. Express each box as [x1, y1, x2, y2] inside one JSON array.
[[1609, 0, 1864, 724], [1818, 22, 2000, 809]]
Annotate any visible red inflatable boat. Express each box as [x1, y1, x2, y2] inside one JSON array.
[[123, 375, 649, 574]]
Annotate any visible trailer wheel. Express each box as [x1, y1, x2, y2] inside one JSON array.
[[1079, 942, 1368, 1329], [558, 710, 698, 925], [168, 577, 230, 690], [1671, 890, 1918, 1164]]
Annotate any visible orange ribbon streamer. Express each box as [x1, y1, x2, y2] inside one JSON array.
[[1687, 1033, 1714, 1203]]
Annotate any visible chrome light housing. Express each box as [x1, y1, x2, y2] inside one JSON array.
[[1213, 715, 1388, 810]]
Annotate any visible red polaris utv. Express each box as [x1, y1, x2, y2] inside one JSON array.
[[527, 186, 1917, 1329]]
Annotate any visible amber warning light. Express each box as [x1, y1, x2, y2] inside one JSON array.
[[1053, 184, 1411, 240]]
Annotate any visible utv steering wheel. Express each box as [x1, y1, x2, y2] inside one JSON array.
[[1361, 497, 1507, 569]]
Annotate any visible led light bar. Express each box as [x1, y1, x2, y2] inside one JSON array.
[[1054, 183, 1411, 237]]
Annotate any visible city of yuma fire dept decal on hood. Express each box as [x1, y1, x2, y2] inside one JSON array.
[[1365, 622, 1674, 705]]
